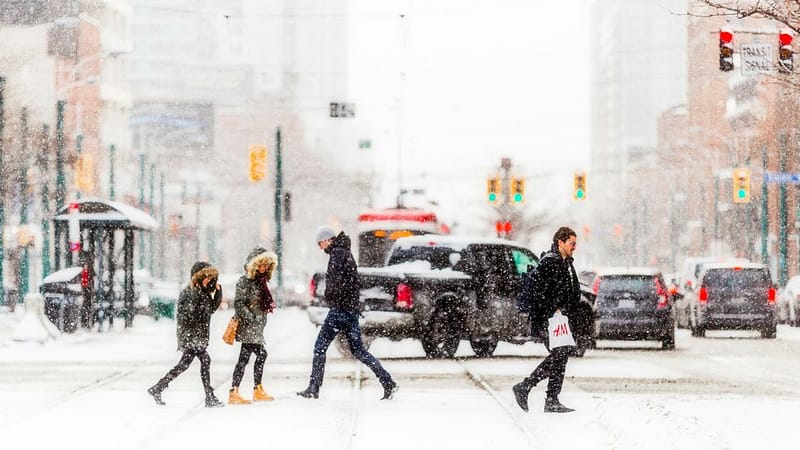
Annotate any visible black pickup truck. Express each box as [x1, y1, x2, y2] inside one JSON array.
[[307, 235, 595, 358]]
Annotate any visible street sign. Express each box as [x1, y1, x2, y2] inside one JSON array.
[[741, 43, 774, 76], [764, 172, 800, 184], [358, 139, 371, 149], [329, 102, 355, 118]]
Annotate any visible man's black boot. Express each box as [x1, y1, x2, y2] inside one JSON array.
[[544, 397, 574, 413], [297, 387, 319, 399], [512, 382, 531, 412], [381, 381, 399, 400], [147, 386, 166, 406]]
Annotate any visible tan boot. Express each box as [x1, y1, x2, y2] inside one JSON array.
[[253, 384, 274, 402], [228, 387, 251, 405]]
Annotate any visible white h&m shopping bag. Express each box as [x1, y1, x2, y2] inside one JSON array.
[[547, 311, 576, 348]]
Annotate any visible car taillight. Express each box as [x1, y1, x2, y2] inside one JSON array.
[[699, 286, 708, 304], [655, 278, 668, 309], [591, 276, 600, 295], [309, 278, 317, 298], [396, 283, 413, 309], [768, 287, 776, 304]]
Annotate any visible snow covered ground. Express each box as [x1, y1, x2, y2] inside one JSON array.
[[1, 306, 799, 450]]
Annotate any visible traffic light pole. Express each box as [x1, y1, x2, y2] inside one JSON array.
[[19, 109, 30, 298], [274, 127, 283, 290], [761, 146, 769, 265], [778, 132, 788, 287], [40, 124, 51, 278]]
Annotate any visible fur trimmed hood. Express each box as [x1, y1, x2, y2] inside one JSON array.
[[190, 266, 219, 287], [244, 247, 278, 279]]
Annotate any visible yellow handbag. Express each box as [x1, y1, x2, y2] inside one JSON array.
[[222, 317, 238, 345]]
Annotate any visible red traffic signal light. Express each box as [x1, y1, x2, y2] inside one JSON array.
[[719, 27, 734, 72], [779, 30, 794, 73]]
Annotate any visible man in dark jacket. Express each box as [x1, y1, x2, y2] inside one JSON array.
[[297, 226, 398, 400], [148, 261, 224, 407], [513, 227, 580, 413]]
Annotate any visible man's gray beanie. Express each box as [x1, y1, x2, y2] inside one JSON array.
[[315, 226, 336, 243]]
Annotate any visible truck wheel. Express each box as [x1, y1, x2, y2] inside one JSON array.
[[761, 323, 777, 339], [469, 337, 498, 358], [334, 333, 374, 359], [422, 308, 462, 359]]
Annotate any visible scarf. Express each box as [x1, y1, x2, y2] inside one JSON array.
[[257, 273, 275, 313]]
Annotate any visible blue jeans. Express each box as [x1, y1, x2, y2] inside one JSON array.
[[308, 310, 393, 391]]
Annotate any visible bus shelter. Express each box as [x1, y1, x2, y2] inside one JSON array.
[[52, 198, 158, 329]]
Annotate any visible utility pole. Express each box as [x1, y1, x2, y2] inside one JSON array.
[[138, 152, 145, 270], [761, 146, 769, 265], [19, 108, 30, 298], [55, 100, 66, 212], [274, 127, 283, 289], [40, 124, 51, 278], [779, 132, 788, 286], [0, 77, 5, 305], [109, 144, 115, 201], [74, 134, 83, 198], [149, 162, 154, 275], [159, 172, 165, 278]]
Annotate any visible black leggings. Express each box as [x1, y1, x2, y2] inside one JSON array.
[[155, 348, 212, 394], [232, 343, 268, 388]]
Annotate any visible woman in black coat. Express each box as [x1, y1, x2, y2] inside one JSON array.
[[148, 261, 224, 407]]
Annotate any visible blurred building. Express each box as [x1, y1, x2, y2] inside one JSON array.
[[589, 0, 688, 266]]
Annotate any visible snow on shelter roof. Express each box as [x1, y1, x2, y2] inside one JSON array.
[[52, 198, 159, 231]]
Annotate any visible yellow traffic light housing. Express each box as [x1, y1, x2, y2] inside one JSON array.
[[487, 176, 501, 204], [510, 177, 525, 204], [733, 168, 751, 203], [249, 145, 267, 182], [76, 154, 94, 192], [573, 172, 587, 200]]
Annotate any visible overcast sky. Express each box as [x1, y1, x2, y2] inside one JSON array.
[[346, 0, 591, 217]]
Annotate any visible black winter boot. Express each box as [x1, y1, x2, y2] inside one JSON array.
[[512, 382, 531, 412], [205, 391, 225, 408], [297, 387, 319, 399], [381, 381, 399, 400], [147, 386, 166, 406], [544, 397, 574, 413]]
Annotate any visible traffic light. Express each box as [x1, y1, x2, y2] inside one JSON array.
[[510, 177, 525, 204], [487, 176, 501, 204], [248, 145, 266, 182], [719, 27, 734, 72], [778, 29, 794, 73], [733, 168, 751, 203], [573, 172, 587, 200]]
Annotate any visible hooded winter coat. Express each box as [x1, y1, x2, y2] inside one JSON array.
[[176, 265, 222, 351], [519, 243, 581, 334], [324, 232, 361, 313], [234, 247, 278, 345]]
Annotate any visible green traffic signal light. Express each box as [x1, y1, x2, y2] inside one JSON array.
[[737, 189, 746, 199], [575, 189, 585, 199], [488, 192, 497, 202], [513, 193, 523, 203]]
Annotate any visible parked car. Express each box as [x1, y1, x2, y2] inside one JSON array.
[[777, 275, 800, 326], [688, 262, 777, 338], [591, 267, 675, 350], [675, 256, 749, 328]]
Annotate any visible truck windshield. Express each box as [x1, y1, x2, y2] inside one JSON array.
[[386, 246, 460, 270]]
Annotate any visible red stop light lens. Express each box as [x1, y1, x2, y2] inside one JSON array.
[[720, 30, 733, 43], [780, 33, 793, 46]]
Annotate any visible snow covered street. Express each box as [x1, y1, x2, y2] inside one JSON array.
[[1, 306, 799, 450]]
